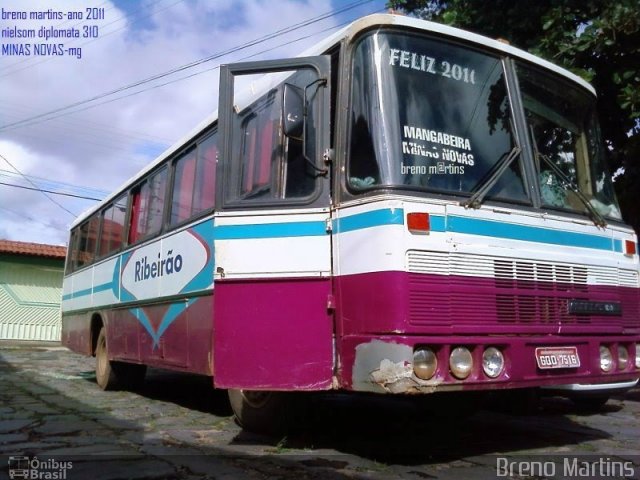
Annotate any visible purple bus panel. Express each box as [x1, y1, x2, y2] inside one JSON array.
[[336, 271, 640, 336], [334, 271, 639, 392], [213, 277, 334, 390]]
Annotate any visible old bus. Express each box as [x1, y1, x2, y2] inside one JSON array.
[[62, 14, 640, 432]]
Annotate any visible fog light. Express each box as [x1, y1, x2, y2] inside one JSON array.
[[449, 347, 473, 379], [600, 346, 614, 372], [413, 348, 437, 380], [636, 344, 640, 369], [482, 347, 504, 378], [618, 345, 629, 370]]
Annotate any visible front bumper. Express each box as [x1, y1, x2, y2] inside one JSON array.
[[341, 334, 640, 394], [541, 378, 639, 394]]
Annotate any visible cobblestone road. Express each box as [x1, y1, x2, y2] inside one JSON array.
[[1, 343, 639, 479]]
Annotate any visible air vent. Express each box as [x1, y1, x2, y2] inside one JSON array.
[[406, 250, 639, 331], [406, 251, 638, 288]]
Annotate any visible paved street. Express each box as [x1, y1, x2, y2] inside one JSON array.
[[0, 343, 639, 479]]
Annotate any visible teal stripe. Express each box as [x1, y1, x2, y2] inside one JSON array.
[[430, 214, 446, 231], [614, 239, 623, 253], [63, 209, 624, 301], [211, 210, 616, 251], [62, 281, 113, 300], [334, 208, 404, 233], [214, 221, 326, 239], [429, 215, 616, 252], [93, 282, 114, 294]]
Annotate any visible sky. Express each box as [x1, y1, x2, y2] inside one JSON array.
[[0, 0, 386, 246]]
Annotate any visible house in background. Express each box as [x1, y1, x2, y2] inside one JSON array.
[[0, 240, 67, 342]]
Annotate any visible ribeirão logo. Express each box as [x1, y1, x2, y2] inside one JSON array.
[[134, 249, 183, 282], [122, 230, 209, 301]]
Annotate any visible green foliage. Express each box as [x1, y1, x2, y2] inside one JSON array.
[[387, 0, 640, 232]]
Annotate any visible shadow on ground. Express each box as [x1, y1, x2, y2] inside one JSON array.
[[0, 347, 621, 478], [123, 359, 615, 465], [103, 367, 233, 417], [230, 392, 614, 465]]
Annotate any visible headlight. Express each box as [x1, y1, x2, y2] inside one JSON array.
[[600, 345, 614, 372], [482, 347, 504, 378], [449, 347, 473, 379], [413, 347, 437, 380], [636, 343, 640, 369], [617, 345, 629, 370]]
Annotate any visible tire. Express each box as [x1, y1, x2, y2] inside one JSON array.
[[95, 327, 119, 390], [95, 327, 147, 391], [228, 389, 296, 435], [571, 395, 610, 411]]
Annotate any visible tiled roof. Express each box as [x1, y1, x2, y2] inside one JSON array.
[[0, 240, 67, 260]]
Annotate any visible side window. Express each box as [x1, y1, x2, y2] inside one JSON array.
[[111, 195, 127, 251], [71, 215, 99, 269], [240, 100, 278, 199], [99, 206, 112, 257], [193, 132, 217, 214], [65, 229, 78, 273], [99, 194, 127, 256], [76, 221, 90, 269], [169, 132, 218, 226], [225, 67, 324, 205], [86, 215, 100, 264], [75, 222, 89, 269], [170, 150, 197, 225], [128, 188, 142, 244], [129, 167, 168, 243]]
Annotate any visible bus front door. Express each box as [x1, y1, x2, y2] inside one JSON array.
[[212, 56, 334, 391]]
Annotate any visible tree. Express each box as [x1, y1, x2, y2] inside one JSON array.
[[388, 0, 640, 233]]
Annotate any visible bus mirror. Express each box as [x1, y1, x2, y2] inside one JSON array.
[[282, 83, 304, 140]]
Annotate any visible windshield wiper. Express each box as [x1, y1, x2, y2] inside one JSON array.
[[537, 153, 607, 228], [462, 146, 521, 209]]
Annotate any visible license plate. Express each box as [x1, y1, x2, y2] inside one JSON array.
[[535, 346, 580, 369]]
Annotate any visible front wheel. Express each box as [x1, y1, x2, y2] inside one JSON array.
[[228, 389, 298, 434]]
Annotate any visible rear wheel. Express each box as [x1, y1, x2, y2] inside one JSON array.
[[228, 389, 295, 434], [95, 328, 146, 390], [95, 328, 118, 390]]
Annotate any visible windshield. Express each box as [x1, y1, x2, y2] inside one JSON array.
[[349, 31, 528, 202], [517, 64, 622, 220]]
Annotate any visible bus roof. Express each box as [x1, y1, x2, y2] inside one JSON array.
[[72, 13, 595, 228]]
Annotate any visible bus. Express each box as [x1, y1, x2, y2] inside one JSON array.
[[62, 13, 640, 432]]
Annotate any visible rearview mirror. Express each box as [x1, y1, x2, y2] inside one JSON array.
[[282, 83, 304, 140]]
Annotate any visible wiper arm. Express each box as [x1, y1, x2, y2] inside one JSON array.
[[462, 146, 521, 209], [537, 153, 607, 228]]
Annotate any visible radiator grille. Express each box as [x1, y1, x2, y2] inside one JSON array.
[[406, 251, 640, 330]]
